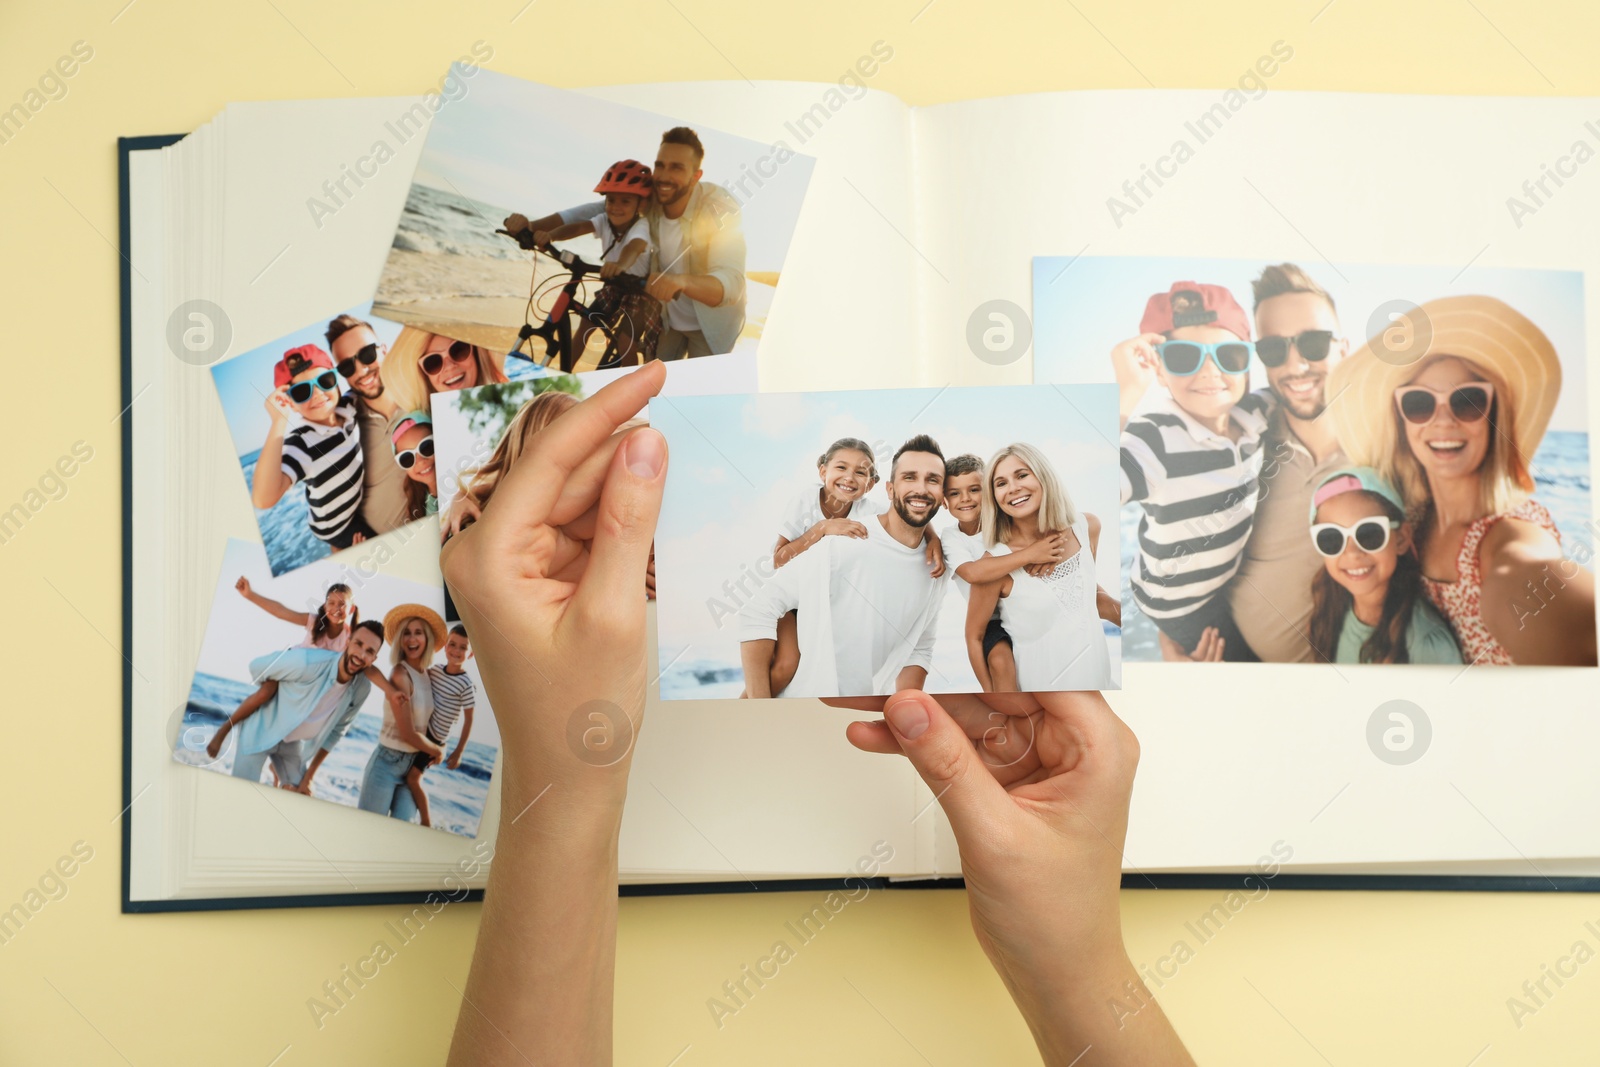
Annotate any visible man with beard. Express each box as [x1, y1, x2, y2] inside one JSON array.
[[326, 313, 412, 534], [739, 435, 948, 698], [506, 126, 747, 360], [217, 619, 387, 791], [1179, 264, 1348, 662]]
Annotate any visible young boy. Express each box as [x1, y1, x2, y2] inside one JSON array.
[[1113, 281, 1272, 661], [250, 344, 372, 548], [938, 455, 1019, 690], [406, 624, 477, 829]]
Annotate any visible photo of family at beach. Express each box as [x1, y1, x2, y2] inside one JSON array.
[[173, 540, 500, 837], [1033, 256, 1596, 667], [371, 68, 813, 372], [648, 385, 1122, 699], [208, 302, 549, 576]]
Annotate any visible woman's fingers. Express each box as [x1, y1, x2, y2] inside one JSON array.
[[881, 691, 1012, 842], [570, 427, 667, 633], [480, 362, 666, 538], [845, 719, 900, 754]]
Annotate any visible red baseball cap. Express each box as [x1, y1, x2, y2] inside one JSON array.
[[1139, 282, 1252, 342], [273, 344, 335, 388]]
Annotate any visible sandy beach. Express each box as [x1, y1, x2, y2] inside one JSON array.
[[372, 247, 776, 366]]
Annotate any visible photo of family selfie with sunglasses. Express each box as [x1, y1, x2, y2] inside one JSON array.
[[1032, 255, 1597, 668], [209, 302, 545, 576]]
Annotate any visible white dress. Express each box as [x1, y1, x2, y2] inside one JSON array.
[[992, 518, 1112, 691]]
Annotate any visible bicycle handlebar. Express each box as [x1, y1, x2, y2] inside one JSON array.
[[494, 228, 602, 276]]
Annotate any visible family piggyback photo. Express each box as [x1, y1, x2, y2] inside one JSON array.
[[649, 384, 1122, 700]]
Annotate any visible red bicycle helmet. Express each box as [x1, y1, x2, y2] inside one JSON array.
[[594, 159, 653, 196]]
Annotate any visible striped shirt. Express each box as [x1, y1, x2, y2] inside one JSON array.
[[1120, 390, 1272, 620], [279, 393, 363, 543], [425, 665, 475, 745]]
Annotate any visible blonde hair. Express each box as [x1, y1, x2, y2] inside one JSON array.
[[389, 615, 438, 669], [982, 442, 1078, 548], [1374, 355, 1533, 528], [459, 391, 579, 513], [380, 327, 508, 415]]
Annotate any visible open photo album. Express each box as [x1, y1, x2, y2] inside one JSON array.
[[123, 68, 1600, 910]]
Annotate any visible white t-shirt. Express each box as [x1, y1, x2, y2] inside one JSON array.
[[777, 486, 887, 543], [938, 521, 995, 611], [284, 678, 349, 742], [654, 214, 702, 331], [590, 214, 651, 278], [739, 516, 946, 697]]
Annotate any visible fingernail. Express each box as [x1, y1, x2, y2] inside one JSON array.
[[625, 428, 666, 478], [885, 696, 929, 740]]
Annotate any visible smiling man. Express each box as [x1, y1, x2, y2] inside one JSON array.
[[739, 435, 949, 698], [509, 126, 748, 360], [1222, 264, 1350, 663], [250, 344, 370, 549], [325, 314, 411, 535]]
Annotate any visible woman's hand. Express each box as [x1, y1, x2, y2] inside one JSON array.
[[440, 492, 482, 544], [441, 362, 667, 1067], [440, 362, 666, 803], [831, 690, 1194, 1066], [235, 576, 252, 597]]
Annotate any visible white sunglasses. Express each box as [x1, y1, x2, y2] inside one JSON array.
[[1309, 517, 1399, 558]]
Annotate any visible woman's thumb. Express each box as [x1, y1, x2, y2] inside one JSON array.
[[574, 427, 666, 622], [883, 691, 1008, 839]]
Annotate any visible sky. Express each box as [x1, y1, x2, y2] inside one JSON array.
[[649, 384, 1121, 689], [210, 302, 404, 458], [412, 67, 814, 273], [193, 538, 501, 750], [1032, 255, 1589, 435]]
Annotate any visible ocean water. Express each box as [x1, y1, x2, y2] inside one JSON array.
[[175, 672, 496, 838], [392, 182, 524, 265], [1118, 428, 1594, 662], [241, 450, 331, 576]]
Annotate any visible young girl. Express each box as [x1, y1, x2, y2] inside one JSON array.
[[745, 439, 943, 697], [390, 410, 438, 520], [534, 160, 662, 368], [207, 580, 406, 767], [404, 624, 477, 828], [1306, 467, 1462, 665]]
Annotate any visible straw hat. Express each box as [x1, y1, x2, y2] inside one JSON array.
[[1328, 294, 1561, 468], [381, 603, 448, 650]]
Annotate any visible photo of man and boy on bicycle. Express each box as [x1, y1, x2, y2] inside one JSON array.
[[369, 68, 815, 374], [208, 70, 814, 577]]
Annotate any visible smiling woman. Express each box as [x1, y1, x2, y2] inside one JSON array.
[[380, 327, 509, 416], [1331, 294, 1598, 666]]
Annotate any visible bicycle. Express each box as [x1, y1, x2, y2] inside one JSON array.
[[495, 229, 636, 374]]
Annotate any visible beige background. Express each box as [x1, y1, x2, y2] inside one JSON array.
[[4, 1, 1600, 1063]]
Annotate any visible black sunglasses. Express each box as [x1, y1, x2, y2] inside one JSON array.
[[420, 340, 474, 377], [336, 343, 380, 379], [287, 371, 339, 404], [1256, 330, 1337, 368]]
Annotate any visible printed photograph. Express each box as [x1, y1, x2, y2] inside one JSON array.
[[372, 67, 814, 372], [209, 302, 547, 576], [429, 357, 752, 619], [173, 539, 501, 837], [1032, 255, 1596, 667], [649, 385, 1122, 700]]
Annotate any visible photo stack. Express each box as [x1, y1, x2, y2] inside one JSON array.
[[173, 67, 822, 831]]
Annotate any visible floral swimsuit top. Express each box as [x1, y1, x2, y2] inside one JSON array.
[[1420, 498, 1558, 666]]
